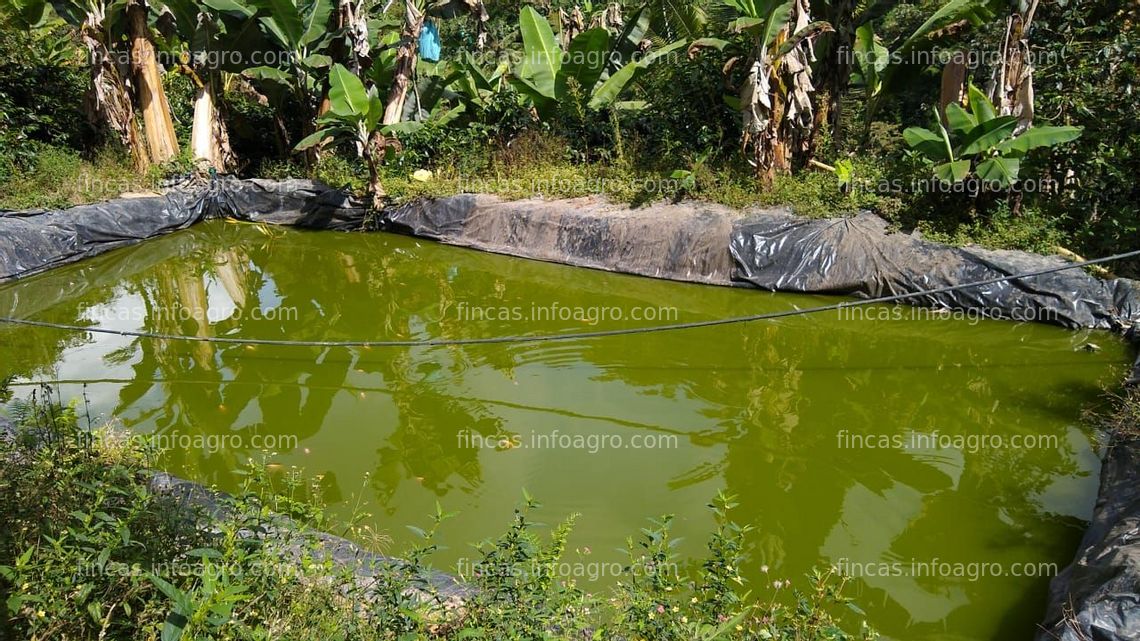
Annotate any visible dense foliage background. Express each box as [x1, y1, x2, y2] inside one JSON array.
[[0, 0, 1136, 273]]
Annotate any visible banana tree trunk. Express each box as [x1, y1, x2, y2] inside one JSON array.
[[989, 0, 1038, 132], [939, 52, 968, 126], [127, 0, 179, 164], [382, 0, 425, 125], [364, 130, 387, 209], [81, 23, 148, 171], [780, 0, 816, 168], [190, 85, 214, 163], [340, 0, 372, 73], [190, 74, 234, 171], [741, 0, 817, 184], [821, 0, 853, 139], [741, 53, 780, 186], [767, 83, 790, 180]]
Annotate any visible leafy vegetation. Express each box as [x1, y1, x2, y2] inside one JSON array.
[[512, 5, 684, 114], [0, 0, 1136, 274], [903, 84, 1081, 189], [296, 63, 394, 205], [0, 388, 876, 640]]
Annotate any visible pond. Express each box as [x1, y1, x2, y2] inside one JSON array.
[[0, 220, 1131, 640]]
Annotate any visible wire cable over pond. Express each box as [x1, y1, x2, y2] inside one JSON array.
[[2, 248, 1139, 348]]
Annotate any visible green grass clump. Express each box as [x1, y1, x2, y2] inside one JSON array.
[[0, 145, 150, 211], [916, 204, 1072, 256]]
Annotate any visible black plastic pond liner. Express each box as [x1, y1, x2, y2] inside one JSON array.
[[222, 178, 368, 229], [379, 195, 1140, 375], [730, 212, 1140, 332], [379, 193, 742, 286], [1036, 436, 1140, 641], [0, 193, 199, 281], [0, 178, 366, 282]]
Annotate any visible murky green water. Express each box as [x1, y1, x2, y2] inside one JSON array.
[[0, 220, 1131, 640]]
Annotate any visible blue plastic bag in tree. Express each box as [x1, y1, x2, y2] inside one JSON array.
[[419, 21, 441, 62]]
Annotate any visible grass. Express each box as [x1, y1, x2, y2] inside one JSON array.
[[0, 145, 154, 211], [0, 136, 1089, 264], [303, 132, 896, 219], [0, 383, 877, 641], [916, 205, 1073, 256], [1085, 388, 1140, 442]]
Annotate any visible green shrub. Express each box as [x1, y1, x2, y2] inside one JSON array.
[[0, 23, 94, 181], [1030, 0, 1140, 275], [916, 203, 1070, 255], [163, 72, 198, 150], [224, 83, 308, 176]]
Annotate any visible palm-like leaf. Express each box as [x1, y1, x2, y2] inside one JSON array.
[[646, 0, 709, 40], [516, 5, 561, 99], [328, 62, 369, 116], [561, 27, 609, 95]]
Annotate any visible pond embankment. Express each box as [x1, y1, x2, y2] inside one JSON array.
[[1036, 428, 1140, 641], [1, 177, 1138, 638]]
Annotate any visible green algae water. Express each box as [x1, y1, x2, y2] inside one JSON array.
[[0, 220, 1132, 640]]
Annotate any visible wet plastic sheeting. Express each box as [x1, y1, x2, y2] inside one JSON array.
[[1036, 437, 1140, 641], [380, 192, 473, 238], [0, 193, 200, 281], [383, 197, 1140, 380], [0, 179, 366, 282], [380, 194, 743, 286], [230, 178, 367, 229], [730, 212, 1140, 332]]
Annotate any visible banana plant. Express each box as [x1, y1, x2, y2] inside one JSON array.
[[689, 0, 831, 182], [857, 0, 1003, 124], [449, 50, 509, 112], [24, 0, 180, 169], [850, 21, 887, 97], [239, 0, 336, 159], [153, 0, 259, 171], [903, 84, 1081, 188], [381, 0, 425, 124], [294, 63, 390, 208], [511, 6, 685, 117], [378, 0, 487, 124]]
